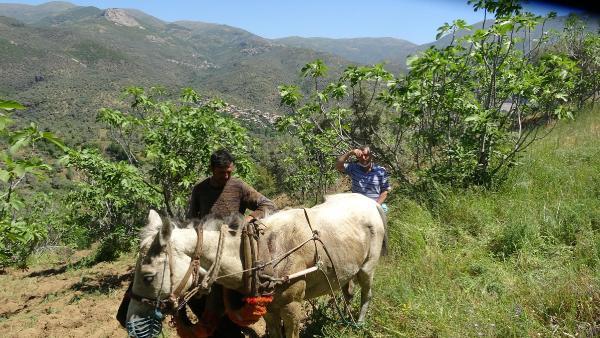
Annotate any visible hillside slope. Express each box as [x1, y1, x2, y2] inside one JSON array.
[[0, 3, 348, 144], [0, 108, 598, 337], [0, 1, 75, 23], [275, 36, 418, 71]]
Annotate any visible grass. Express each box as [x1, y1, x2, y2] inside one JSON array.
[[307, 106, 600, 337]]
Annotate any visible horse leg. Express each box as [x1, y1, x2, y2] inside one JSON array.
[[342, 280, 355, 303], [275, 279, 305, 338], [356, 269, 374, 323], [264, 310, 283, 338], [281, 301, 303, 338], [355, 223, 385, 322]]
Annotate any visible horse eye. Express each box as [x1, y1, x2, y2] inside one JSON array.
[[143, 275, 155, 284]]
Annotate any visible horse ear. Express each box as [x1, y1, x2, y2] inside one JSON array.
[[147, 209, 163, 229], [159, 218, 172, 247]]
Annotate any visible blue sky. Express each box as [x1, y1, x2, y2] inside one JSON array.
[[12, 0, 579, 44]]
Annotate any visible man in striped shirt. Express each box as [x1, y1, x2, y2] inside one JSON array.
[[336, 145, 390, 212]]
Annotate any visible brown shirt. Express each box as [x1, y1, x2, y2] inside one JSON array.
[[186, 177, 276, 220]]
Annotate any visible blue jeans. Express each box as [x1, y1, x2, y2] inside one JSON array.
[[381, 203, 388, 213]]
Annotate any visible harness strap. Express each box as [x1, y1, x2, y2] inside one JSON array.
[[241, 219, 277, 296], [129, 289, 171, 311], [172, 224, 204, 298], [200, 224, 227, 290], [303, 208, 320, 266], [248, 223, 259, 296], [241, 224, 253, 295]]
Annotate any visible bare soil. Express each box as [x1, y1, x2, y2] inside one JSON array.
[[0, 250, 273, 338], [0, 250, 157, 338]]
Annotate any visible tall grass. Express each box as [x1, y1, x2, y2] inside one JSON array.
[[310, 107, 600, 337]]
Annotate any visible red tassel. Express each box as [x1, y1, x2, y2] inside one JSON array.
[[226, 296, 273, 327]]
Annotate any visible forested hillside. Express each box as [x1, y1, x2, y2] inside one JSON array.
[[0, 3, 348, 144], [274, 36, 419, 71], [1, 2, 597, 146]]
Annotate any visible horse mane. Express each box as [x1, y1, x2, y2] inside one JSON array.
[[198, 213, 244, 234], [139, 212, 245, 248]]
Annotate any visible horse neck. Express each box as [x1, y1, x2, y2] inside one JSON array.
[[174, 227, 244, 290]]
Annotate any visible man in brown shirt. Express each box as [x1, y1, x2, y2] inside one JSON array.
[[184, 149, 276, 337], [118, 149, 275, 335], [186, 149, 276, 224]]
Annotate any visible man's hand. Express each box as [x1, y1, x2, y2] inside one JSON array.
[[336, 148, 361, 173], [243, 215, 256, 224], [376, 190, 389, 205]]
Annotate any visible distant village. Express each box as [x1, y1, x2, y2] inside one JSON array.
[[220, 103, 279, 125]]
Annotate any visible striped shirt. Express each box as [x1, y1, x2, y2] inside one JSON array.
[[344, 163, 390, 201]]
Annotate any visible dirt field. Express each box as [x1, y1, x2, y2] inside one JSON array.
[[0, 250, 169, 338]]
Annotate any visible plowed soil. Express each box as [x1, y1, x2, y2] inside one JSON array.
[[0, 250, 152, 338]]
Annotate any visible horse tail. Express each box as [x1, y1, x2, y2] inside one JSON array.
[[376, 203, 388, 256]]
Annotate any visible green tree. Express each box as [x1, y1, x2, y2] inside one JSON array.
[[61, 87, 255, 259], [276, 60, 364, 202], [277, 0, 580, 196], [390, 2, 578, 186], [0, 99, 63, 268], [556, 13, 600, 108]]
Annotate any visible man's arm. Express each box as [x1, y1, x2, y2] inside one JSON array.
[[377, 167, 391, 205], [186, 184, 200, 219], [376, 190, 389, 205], [240, 182, 276, 221], [336, 149, 361, 173]]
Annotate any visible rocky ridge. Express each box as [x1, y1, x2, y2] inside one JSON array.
[[103, 8, 142, 28]]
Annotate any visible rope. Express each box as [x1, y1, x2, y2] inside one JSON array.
[[176, 224, 226, 312], [314, 236, 358, 327], [215, 235, 317, 281], [302, 208, 357, 327], [156, 251, 168, 313], [200, 224, 227, 289], [303, 209, 320, 267]]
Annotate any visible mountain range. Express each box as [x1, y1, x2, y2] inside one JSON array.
[[0, 1, 596, 145]]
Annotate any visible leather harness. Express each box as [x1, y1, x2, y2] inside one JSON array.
[[240, 219, 277, 296], [130, 222, 208, 313], [130, 211, 323, 314]]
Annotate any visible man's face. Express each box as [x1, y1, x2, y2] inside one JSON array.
[[358, 150, 371, 166], [210, 163, 234, 187]]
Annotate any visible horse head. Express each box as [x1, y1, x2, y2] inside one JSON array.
[[125, 210, 247, 338], [126, 210, 203, 338]]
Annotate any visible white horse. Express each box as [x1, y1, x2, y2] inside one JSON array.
[[126, 193, 386, 338]]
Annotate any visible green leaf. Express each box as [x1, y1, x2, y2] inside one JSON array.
[[436, 22, 451, 40], [279, 85, 302, 107], [301, 59, 328, 78], [0, 169, 10, 183], [0, 100, 25, 111], [406, 54, 420, 68], [0, 115, 12, 130], [454, 19, 469, 30], [9, 136, 30, 154], [8, 199, 25, 210]]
